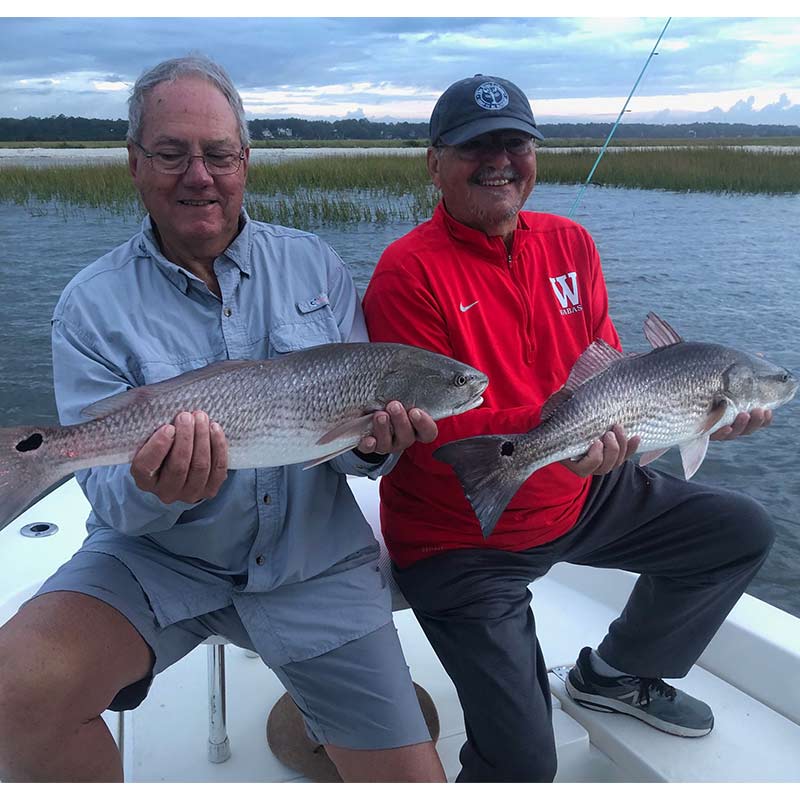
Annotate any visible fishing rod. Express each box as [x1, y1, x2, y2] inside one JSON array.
[[567, 17, 672, 218]]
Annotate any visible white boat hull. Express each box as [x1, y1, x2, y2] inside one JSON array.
[[2, 477, 799, 782]]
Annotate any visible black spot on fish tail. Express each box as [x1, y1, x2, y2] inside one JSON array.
[[434, 434, 533, 539], [1, 426, 62, 532], [16, 433, 44, 452]]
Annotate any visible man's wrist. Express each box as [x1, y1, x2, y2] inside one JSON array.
[[356, 449, 389, 464]]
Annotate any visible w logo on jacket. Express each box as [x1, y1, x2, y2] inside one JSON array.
[[549, 272, 583, 315]]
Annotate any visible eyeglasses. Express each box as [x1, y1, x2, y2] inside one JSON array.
[[132, 140, 245, 176], [450, 133, 536, 161]]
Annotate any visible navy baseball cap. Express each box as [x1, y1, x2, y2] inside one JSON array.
[[430, 74, 544, 146]]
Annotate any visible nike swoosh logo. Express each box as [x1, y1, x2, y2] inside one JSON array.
[[459, 301, 479, 312]]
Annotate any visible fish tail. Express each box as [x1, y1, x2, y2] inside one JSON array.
[[434, 434, 535, 539], [0, 425, 65, 532]]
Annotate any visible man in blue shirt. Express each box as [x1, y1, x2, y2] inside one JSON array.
[[0, 55, 445, 782]]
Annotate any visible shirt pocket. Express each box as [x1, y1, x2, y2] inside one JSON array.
[[136, 355, 219, 387], [268, 298, 341, 356]]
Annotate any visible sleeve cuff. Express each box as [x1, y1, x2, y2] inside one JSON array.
[[355, 450, 390, 464]]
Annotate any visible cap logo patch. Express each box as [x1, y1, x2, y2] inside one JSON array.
[[474, 81, 509, 110]]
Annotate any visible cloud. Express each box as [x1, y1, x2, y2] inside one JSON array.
[[1, 17, 799, 125]]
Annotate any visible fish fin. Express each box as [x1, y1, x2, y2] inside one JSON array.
[[540, 387, 573, 421], [699, 398, 729, 433], [315, 415, 375, 446], [679, 435, 710, 480], [81, 360, 257, 419], [565, 340, 626, 391], [638, 447, 670, 467], [434, 434, 533, 539], [83, 387, 160, 418], [540, 340, 625, 420], [643, 312, 683, 350], [0, 425, 66, 532], [676, 400, 728, 479], [301, 444, 359, 470]]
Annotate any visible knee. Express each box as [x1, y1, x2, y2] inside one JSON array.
[[0, 624, 104, 735], [0, 636, 67, 730], [0, 641, 51, 766], [724, 493, 776, 563]]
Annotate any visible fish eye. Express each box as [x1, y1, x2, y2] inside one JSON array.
[[454, 374, 467, 387]]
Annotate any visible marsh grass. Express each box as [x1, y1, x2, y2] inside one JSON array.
[[4, 136, 800, 150], [540, 137, 800, 148], [538, 147, 800, 193], [249, 139, 423, 149], [245, 154, 438, 225], [247, 153, 429, 192], [0, 163, 140, 215], [0, 149, 797, 228], [0, 140, 125, 149], [0, 139, 422, 150]]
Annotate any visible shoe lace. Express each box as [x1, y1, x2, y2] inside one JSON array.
[[636, 677, 677, 706]]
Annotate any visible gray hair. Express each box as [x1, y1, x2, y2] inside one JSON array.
[[127, 54, 250, 148]]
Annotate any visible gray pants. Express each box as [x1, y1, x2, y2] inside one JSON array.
[[393, 462, 775, 782]]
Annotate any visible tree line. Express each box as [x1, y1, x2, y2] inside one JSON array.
[[2, 114, 799, 143]]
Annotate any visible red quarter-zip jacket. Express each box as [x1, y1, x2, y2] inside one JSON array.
[[363, 202, 621, 568]]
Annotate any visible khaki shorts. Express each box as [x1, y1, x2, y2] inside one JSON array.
[[33, 551, 431, 749]]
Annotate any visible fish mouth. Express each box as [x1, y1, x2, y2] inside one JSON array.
[[455, 375, 490, 412], [456, 395, 484, 412]]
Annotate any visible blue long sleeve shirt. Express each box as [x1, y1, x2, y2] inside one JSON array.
[[50, 211, 397, 665]]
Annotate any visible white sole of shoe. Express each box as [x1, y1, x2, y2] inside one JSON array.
[[565, 675, 713, 738]]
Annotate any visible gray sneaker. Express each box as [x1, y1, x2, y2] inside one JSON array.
[[565, 646, 714, 738]]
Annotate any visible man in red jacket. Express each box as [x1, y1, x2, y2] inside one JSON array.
[[362, 74, 776, 781]]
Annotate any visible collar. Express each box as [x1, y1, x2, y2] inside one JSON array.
[[137, 210, 252, 294], [434, 201, 532, 263]]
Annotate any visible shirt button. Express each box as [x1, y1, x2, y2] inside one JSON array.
[[263, 494, 271, 505], [255, 555, 265, 566], [223, 307, 232, 317]]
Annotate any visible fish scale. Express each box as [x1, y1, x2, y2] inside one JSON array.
[[434, 313, 797, 539], [0, 341, 488, 531], [527, 345, 743, 467]]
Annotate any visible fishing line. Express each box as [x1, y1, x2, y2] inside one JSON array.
[[567, 17, 672, 218]]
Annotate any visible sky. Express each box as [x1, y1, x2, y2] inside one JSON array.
[[2, 9, 800, 127]]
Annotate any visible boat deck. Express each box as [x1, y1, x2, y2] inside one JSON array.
[[2, 478, 800, 782]]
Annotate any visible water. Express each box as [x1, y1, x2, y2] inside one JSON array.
[[0, 146, 427, 168], [1, 176, 799, 618], [1, 144, 796, 169]]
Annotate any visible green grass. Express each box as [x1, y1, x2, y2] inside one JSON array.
[[4, 136, 800, 150], [247, 154, 429, 192], [540, 136, 800, 148], [0, 163, 138, 213], [249, 138, 424, 149], [0, 141, 126, 149], [538, 147, 800, 193], [0, 139, 423, 150], [0, 148, 798, 227]]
